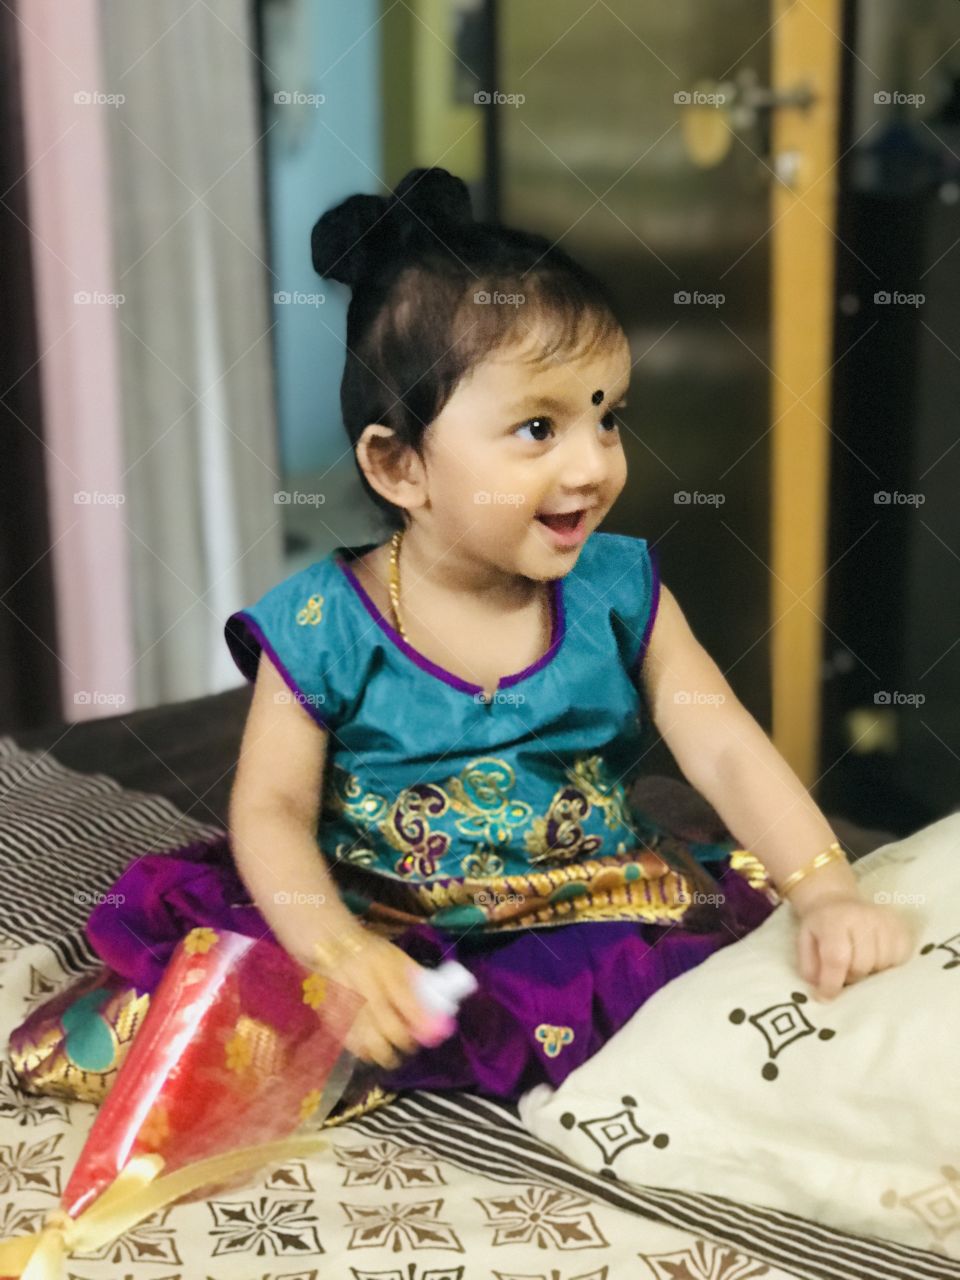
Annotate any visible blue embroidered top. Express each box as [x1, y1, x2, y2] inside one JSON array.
[[224, 532, 737, 936]]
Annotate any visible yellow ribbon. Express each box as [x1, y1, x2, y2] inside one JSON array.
[[0, 1133, 330, 1280]]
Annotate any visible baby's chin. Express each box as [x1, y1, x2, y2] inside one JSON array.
[[436, 513, 596, 582], [506, 522, 595, 581]]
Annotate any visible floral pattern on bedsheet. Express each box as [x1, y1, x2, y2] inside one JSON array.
[[0, 937, 813, 1280]]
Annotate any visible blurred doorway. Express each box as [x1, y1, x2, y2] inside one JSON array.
[[497, 1, 843, 790], [820, 0, 960, 833], [498, 0, 777, 736]]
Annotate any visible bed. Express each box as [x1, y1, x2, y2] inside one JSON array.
[[0, 688, 952, 1279]]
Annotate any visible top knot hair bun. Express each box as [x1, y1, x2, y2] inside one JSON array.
[[310, 167, 475, 287]]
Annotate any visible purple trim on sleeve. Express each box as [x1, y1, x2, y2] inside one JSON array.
[[634, 543, 662, 673], [334, 551, 565, 697], [224, 610, 332, 732]]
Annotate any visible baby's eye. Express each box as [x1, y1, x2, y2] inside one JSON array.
[[514, 416, 554, 443], [600, 404, 626, 433]]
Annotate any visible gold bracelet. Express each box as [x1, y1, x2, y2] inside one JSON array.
[[778, 840, 847, 899], [312, 927, 367, 971]]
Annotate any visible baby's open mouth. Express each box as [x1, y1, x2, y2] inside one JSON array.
[[536, 511, 584, 532]]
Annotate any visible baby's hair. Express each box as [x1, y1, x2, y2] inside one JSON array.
[[311, 166, 625, 532]]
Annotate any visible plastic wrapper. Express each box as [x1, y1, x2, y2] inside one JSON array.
[[0, 926, 364, 1277]]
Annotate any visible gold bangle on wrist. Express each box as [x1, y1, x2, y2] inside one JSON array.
[[312, 927, 367, 971], [778, 840, 847, 899]]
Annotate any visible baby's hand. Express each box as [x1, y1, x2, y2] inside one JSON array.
[[795, 894, 913, 1001], [311, 921, 435, 1070]]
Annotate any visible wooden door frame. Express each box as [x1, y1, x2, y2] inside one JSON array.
[[770, 0, 845, 786]]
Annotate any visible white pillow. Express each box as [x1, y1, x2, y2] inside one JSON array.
[[519, 813, 960, 1260]]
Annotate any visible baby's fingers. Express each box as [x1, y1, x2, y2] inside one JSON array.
[[355, 1025, 402, 1071], [797, 925, 818, 986], [876, 916, 914, 971], [386, 958, 444, 1041], [811, 933, 852, 1001], [344, 1005, 404, 1070], [846, 926, 877, 984], [368, 979, 423, 1057]]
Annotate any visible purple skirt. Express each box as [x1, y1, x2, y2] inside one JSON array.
[[80, 836, 779, 1104], [379, 881, 775, 1099]]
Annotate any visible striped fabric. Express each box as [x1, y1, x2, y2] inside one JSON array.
[[0, 735, 221, 967]]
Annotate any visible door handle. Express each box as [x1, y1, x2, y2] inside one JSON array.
[[679, 67, 818, 169], [732, 74, 817, 129]]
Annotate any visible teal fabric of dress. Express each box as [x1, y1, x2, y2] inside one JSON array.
[[224, 532, 741, 936]]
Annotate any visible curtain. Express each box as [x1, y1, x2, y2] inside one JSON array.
[[100, 0, 283, 706]]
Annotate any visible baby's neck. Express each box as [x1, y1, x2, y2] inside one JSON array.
[[391, 527, 542, 616], [352, 530, 554, 697]]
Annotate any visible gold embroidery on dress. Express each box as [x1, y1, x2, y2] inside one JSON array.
[[569, 754, 633, 828], [323, 752, 652, 882], [333, 840, 379, 867], [328, 758, 537, 879], [460, 846, 506, 877], [328, 768, 450, 875], [727, 848, 781, 901], [524, 798, 603, 864], [412, 852, 695, 929], [447, 757, 534, 845], [296, 592, 324, 626], [326, 769, 389, 826], [535, 1024, 574, 1057], [385, 783, 451, 877], [524, 754, 633, 865]]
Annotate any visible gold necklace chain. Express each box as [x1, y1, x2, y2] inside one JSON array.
[[389, 529, 550, 693], [388, 528, 406, 638]]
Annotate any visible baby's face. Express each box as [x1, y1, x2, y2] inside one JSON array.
[[420, 316, 630, 580]]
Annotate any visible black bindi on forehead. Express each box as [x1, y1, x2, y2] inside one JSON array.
[[591, 388, 604, 405]]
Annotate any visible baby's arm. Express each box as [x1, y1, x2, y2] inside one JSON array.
[[641, 583, 860, 914], [229, 653, 431, 1066], [229, 651, 356, 970], [641, 583, 913, 999]]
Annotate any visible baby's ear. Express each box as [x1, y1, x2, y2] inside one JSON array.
[[356, 424, 425, 511], [356, 423, 404, 474], [357, 422, 396, 449]]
